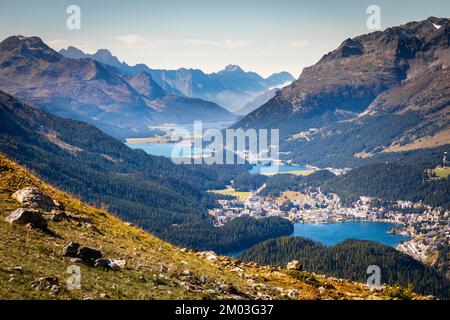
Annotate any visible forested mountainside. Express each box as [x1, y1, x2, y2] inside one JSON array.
[[239, 237, 450, 299], [0, 90, 292, 254], [1, 155, 412, 300], [0, 36, 235, 139], [233, 17, 449, 167]]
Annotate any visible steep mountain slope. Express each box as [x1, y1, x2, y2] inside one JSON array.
[[285, 67, 450, 167], [0, 90, 292, 254], [239, 237, 450, 299], [0, 36, 235, 139], [233, 17, 449, 166], [235, 88, 281, 116], [125, 72, 235, 123], [58, 47, 295, 112], [0, 155, 422, 300]]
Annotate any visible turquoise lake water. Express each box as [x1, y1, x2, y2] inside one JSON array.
[[127, 142, 306, 175], [127, 142, 203, 158], [292, 222, 409, 247], [226, 222, 409, 257]]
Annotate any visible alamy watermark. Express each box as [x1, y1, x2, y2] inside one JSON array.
[[367, 5, 382, 30], [169, 121, 280, 167], [366, 265, 381, 288], [66, 5, 81, 30], [66, 265, 81, 290]]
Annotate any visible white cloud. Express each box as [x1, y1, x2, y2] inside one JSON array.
[[223, 39, 248, 50], [289, 40, 309, 48], [115, 34, 145, 46]]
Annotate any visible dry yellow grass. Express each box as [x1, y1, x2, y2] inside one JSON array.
[[433, 167, 450, 179], [384, 129, 450, 153], [209, 186, 252, 201], [0, 155, 426, 300]]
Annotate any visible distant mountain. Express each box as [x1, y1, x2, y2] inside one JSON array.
[[0, 36, 235, 139], [59, 48, 295, 112], [235, 87, 281, 116], [235, 79, 292, 116], [233, 17, 450, 167]]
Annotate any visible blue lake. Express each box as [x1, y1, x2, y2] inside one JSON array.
[[128, 143, 306, 175], [226, 222, 409, 257], [127, 142, 203, 158], [292, 222, 409, 247]]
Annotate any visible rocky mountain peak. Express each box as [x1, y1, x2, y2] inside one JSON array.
[[222, 64, 244, 73], [0, 35, 61, 63]]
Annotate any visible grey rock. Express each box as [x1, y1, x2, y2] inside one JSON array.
[[286, 260, 303, 271], [94, 259, 126, 271], [62, 242, 80, 258], [5, 208, 47, 229], [12, 187, 59, 211], [77, 246, 103, 265]]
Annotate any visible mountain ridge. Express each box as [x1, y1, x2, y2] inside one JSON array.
[[233, 17, 450, 167], [0, 35, 235, 139], [58, 46, 295, 112]]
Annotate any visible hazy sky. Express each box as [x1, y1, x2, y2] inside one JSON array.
[[0, 0, 449, 77]]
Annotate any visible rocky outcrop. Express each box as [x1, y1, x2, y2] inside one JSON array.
[[286, 260, 303, 271], [12, 187, 59, 211], [62, 242, 103, 266], [62, 242, 126, 270], [5, 208, 47, 229]]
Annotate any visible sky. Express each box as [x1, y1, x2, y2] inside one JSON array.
[[0, 0, 449, 77]]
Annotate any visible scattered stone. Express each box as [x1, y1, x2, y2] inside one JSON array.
[[32, 276, 61, 294], [12, 187, 59, 211], [286, 260, 303, 271], [77, 246, 103, 265], [160, 265, 168, 273], [62, 242, 80, 258], [53, 200, 65, 211], [287, 289, 299, 298], [50, 284, 60, 296], [94, 259, 126, 271], [5, 208, 47, 229], [13, 266, 23, 273], [182, 269, 192, 276], [62, 242, 103, 265], [48, 210, 68, 222], [206, 253, 218, 261], [230, 267, 245, 274]]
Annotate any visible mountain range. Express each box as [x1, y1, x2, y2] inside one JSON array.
[[0, 36, 235, 139], [59, 46, 295, 112], [234, 17, 450, 167]]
